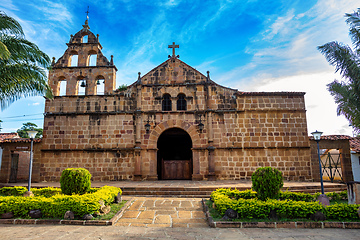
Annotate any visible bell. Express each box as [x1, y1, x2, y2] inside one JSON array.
[[96, 80, 100, 85], [80, 80, 86, 88]]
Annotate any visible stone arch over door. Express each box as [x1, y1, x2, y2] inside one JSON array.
[[147, 120, 202, 180], [157, 127, 192, 180]]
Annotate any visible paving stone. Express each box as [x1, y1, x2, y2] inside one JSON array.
[[172, 223, 188, 228], [147, 207, 175, 211], [121, 211, 140, 218], [155, 210, 177, 215], [179, 201, 193, 208], [115, 222, 131, 226], [137, 211, 156, 220], [172, 218, 207, 224], [142, 200, 155, 207], [117, 218, 153, 224], [128, 200, 143, 210], [178, 211, 191, 219], [154, 215, 171, 224], [130, 223, 148, 227], [191, 211, 205, 218], [148, 224, 172, 227]]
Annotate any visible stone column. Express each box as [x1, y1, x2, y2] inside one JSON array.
[[147, 149, 158, 180], [205, 75, 216, 180], [133, 83, 143, 181], [207, 112, 216, 180]]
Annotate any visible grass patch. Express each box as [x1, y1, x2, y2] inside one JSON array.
[[92, 201, 127, 221]]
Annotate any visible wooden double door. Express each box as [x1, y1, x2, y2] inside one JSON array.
[[161, 159, 192, 180], [157, 128, 193, 180]]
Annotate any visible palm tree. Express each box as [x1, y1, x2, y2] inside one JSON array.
[[0, 11, 53, 110], [318, 9, 360, 133]]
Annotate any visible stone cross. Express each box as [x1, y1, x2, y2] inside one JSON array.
[[86, 6, 89, 19], [168, 42, 179, 58]]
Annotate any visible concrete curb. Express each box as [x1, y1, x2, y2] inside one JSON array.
[[0, 199, 132, 226], [202, 199, 360, 229]]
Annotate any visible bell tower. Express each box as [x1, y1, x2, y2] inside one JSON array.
[[48, 15, 117, 96]]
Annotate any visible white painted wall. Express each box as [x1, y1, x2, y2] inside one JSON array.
[[351, 151, 360, 181]]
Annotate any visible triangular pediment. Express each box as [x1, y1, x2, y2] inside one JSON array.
[[141, 58, 207, 85]]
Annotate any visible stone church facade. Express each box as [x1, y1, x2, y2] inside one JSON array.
[[39, 20, 312, 182]]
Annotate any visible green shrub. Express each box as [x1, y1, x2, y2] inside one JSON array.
[[60, 168, 92, 195], [211, 190, 324, 219], [314, 190, 348, 202], [0, 186, 122, 219], [279, 191, 313, 202], [325, 203, 360, 221], [0, 186, 28, 196], [251, 167, 283, 200]]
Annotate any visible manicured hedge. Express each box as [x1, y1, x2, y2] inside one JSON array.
[[0, 186, 122, 218], [211, 188, 359, 221], [0, 186, 99, 197]]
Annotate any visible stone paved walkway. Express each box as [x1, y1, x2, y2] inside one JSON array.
[[1, 225, 360, 239], [115, 197, 208, 228]]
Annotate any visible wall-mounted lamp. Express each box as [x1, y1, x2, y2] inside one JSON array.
[[198, 115, 204, 133], [145, 120, 151, 134]]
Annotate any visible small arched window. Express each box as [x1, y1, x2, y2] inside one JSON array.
[[82, 35, 88, 43], [162, 94, 172, 111], [177, 94, 187, 111], [88, 50, 97, 66], [69, 54, 78, 67]]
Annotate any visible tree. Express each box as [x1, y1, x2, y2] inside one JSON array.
[[318, 8, 360, 133], [17, 122, 43, 138], [0, 11, 53, 110]]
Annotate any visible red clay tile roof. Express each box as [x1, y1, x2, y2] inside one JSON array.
[[0, 138, 42, 143], [308, 135, 352, 141], [236, 91, 305, 96], [0, 133, 41, 143], [350, 137, 360, 153], [0, 133, 19, 141]]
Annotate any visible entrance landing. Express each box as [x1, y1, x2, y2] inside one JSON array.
[[1, 180, 347, 198], [116, 196, 208, 228]]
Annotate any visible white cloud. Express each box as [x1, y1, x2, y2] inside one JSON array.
[[236, 71, 353, 136], [263, 9, 295, 40], [0, 0, 18, 10], [32, 0, 72, 27]]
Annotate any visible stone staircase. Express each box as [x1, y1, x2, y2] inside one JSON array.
[[121, 183, 347, 198]]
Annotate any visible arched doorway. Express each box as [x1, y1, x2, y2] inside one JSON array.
[[157, 128, 192, 180]]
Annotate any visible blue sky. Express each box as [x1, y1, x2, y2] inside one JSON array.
[[0, 0, 358, 136]]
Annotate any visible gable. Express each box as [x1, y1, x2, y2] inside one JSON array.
[[140, 58, 207, 85]]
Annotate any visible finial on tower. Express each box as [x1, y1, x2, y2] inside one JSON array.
[[137, 72, 142, 84], [110, 55, 114, 65]]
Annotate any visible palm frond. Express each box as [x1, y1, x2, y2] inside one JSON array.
[[345, 8, 360, 30], [317, 42, 360, 83], [0, 11, 24, 36], [349, 28, 360, 54]]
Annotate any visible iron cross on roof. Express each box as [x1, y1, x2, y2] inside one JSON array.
[[168, 42, 179, 59]]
